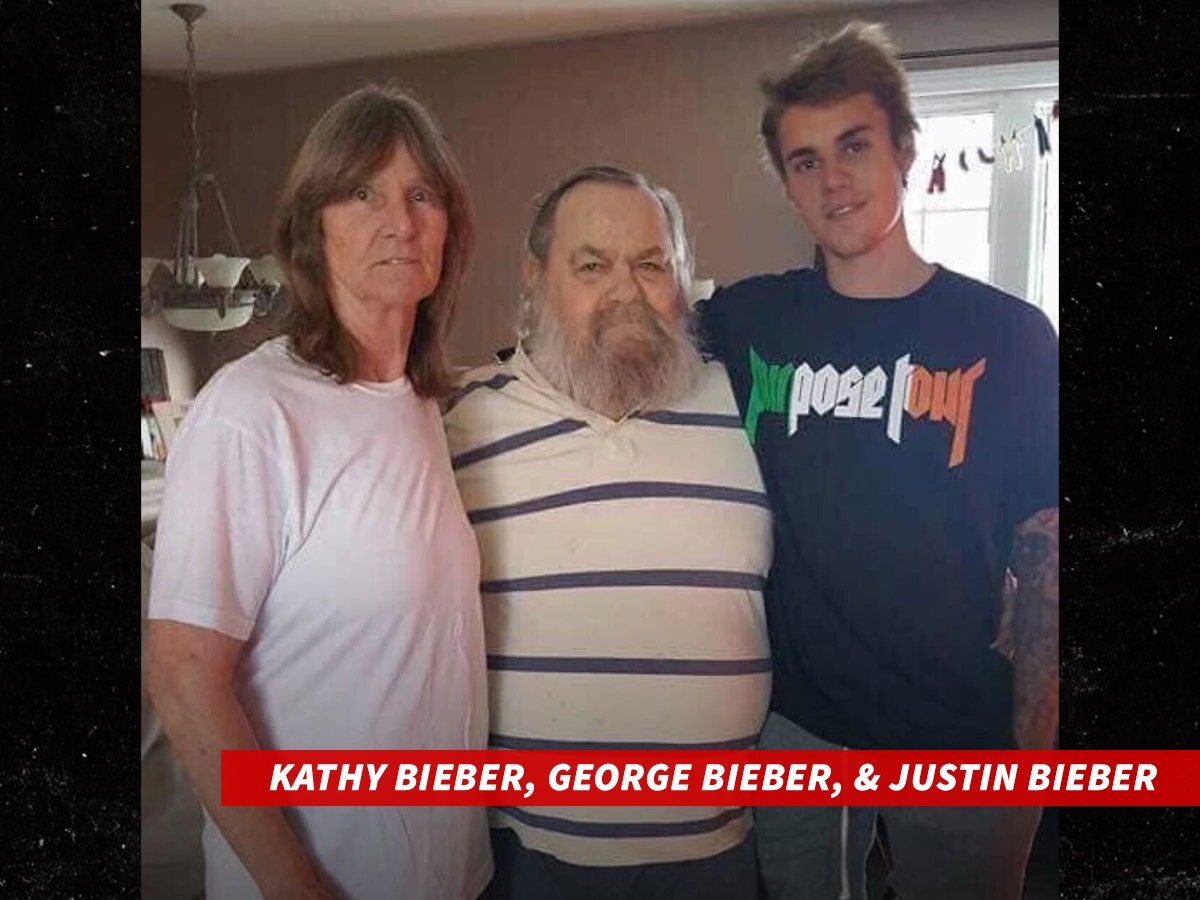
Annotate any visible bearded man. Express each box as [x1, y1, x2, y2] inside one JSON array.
[[444, 165, 772, 900]]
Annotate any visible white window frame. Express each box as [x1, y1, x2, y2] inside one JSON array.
[[906, 61, 1059, 307]]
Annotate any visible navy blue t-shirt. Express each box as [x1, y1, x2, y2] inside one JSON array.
[[700, 265, 1058, 750]]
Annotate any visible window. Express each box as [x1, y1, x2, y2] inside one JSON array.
[[1031, 99, 1059, 332], [905, 61, 1059, 329], [904, 112, 995, 283]]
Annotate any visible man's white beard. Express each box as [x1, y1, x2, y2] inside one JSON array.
[[527, 294, 704, 418]]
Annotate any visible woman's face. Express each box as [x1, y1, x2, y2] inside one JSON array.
[[320, 142, 449, 316]]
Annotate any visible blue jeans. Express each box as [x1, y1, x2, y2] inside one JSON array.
[[755, 712, 1042, 900]]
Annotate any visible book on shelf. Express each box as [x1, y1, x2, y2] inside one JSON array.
[[141, 347, 171, 403]]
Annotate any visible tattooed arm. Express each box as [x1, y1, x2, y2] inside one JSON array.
[[1010, 507, 1060, 750]]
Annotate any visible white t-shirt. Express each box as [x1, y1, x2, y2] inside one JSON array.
[[148, 337, 491, 900]]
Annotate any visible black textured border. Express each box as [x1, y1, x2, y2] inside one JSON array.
[[1059, 1, 1200, 897], [0, 2, 142, 896], [2, 1, 1198, 897]]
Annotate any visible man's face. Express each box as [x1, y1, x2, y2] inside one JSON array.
[[777, 93, 913, 262], [532, 181, 682, 356], [527, 180, 701, 417]]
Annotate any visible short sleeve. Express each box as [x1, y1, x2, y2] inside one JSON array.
[[147, 414, 291, 641], [1007, 309, 1059, 526]]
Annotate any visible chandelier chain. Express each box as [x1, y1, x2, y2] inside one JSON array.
[[185, 19, 201, 179]]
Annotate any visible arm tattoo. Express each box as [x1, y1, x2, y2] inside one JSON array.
[[1011, 507, 1059, 750]]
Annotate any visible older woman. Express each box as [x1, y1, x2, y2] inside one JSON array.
[[146, 85, 490, 900]]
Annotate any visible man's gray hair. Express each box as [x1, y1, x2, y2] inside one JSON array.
[[524, 164, 694, 296]]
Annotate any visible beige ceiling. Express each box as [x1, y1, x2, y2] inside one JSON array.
[[142, 0, 928, 76]]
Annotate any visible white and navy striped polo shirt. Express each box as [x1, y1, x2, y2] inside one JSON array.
[[444, 346, 773, 867]]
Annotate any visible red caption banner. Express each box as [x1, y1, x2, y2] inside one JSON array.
[[222, 751, 1200, 807]]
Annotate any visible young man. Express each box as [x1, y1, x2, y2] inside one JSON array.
[[699, 22, 1059, 900], [445, 166, 772, 900]]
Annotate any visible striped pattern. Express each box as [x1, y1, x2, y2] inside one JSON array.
[[451, 418, 586, 470], [495, 806, 748, 839], [480, 568, 766, 594], [444, 349, 772, 867], [468, 480, 769, 524], [633, 410, 742, 428], [444, 372, 517, 414]]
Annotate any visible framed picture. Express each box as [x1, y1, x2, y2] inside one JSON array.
[[150, 399, 191, 457]]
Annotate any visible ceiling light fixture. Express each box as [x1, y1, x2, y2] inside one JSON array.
[[141, 3, 284, 332]]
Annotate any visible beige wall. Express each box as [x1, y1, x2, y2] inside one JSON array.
[[141, 0, 1057, 393]]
